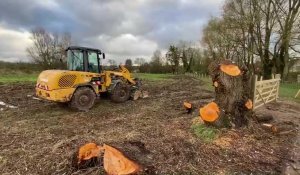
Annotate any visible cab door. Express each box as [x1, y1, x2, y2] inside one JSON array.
[[87, 51, 100, 73]]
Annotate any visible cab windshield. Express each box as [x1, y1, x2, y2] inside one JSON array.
[[67, 50, 84, 71]]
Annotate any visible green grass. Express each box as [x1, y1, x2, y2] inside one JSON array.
[[133, 73, 174, 81], [191, 123, 219, 142], [279, 83, 300, 102], [0, 72, 173, 83], [199, 77, 213, 91], [0, 73, 38, 83]]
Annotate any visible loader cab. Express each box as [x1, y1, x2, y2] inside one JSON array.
[[66, 46, 105, 73]]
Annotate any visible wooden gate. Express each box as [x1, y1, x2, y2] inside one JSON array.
[[253, 74, 281, 109]]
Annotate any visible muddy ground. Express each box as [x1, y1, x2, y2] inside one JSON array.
[[0, 75, 299, 175]]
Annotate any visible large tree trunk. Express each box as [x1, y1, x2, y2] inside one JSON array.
[[277, 44, 290, 81], [200, 60, 252, 128], [262, 60, 273, 80]]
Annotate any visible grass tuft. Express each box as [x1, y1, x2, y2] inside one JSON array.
[[191, 123, 219, 142]]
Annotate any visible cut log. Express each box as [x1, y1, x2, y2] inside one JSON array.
[[261, 123, 273, 131], [183, 101, 193, 114], [132, 90, 149, 100], [141, 91, 149, 98], [261, 123, 296, 134], [255, 114, 273, 123], [132, 90, 142, 100], [271, 124, 295, 134]]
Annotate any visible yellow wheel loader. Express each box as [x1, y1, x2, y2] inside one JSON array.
[[36, 46, 141, 111]]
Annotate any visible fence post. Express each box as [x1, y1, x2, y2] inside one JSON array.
[[252, 75, 258, 110]]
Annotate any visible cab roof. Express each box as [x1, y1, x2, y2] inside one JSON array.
[[66, 46, 102, 54]]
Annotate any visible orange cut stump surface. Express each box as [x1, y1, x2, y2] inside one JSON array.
[[245, 99, 253, 109], [78, 143, 103, 164], [200, 102, 220, 122], [103, 144, 140, 175], [183, 102, 192, 109], [220, 64, 241, 76]]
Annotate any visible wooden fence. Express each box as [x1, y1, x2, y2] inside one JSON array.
[[252, 74, 281, 109]]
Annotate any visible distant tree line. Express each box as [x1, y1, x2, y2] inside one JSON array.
[[23, 28, 212, 75], [111, 41, 211, 74], [0, 61, 42, 73]]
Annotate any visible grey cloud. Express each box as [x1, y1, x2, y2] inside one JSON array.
[[0, 0, 224, 62]]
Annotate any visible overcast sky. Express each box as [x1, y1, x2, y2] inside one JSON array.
[[0, 0, 224, 63]]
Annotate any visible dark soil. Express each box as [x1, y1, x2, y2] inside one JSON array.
[[0, 76, 299, 175]]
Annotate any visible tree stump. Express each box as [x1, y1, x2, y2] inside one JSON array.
[[200, 60, 252, 128]]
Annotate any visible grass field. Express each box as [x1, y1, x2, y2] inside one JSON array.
[[0, 73, 38, 83], [280, 83, 300, 102], [0, 72, 172, 83]]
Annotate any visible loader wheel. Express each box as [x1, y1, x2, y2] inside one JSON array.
[[69, 87, 96, 111], [111, 83, 130, 103]]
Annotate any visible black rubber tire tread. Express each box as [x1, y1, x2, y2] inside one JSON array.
[[69, 87, 96, 111], [111, 82, 131, 103]]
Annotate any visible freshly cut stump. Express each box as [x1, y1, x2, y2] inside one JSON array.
[[183, 101, 193, 113], [72, 142, 103, 169], [200, 60, 252, 127], [103, 144, 140, 175]]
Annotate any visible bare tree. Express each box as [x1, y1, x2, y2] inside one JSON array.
[[26, 27, 71, 69], [125, 58, 133, 71], [202, 0, 300, 79], [151, 50, 162, 65], [273, 0, 300, 79], [166, 45, 180, 74], [107, 59, 117, 66], [134, 58, 146, 66]]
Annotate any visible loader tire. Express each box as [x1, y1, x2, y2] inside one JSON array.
[[69, 87, 96, 111], [111, 83, 130, 103]]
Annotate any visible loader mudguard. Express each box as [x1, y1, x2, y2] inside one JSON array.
[[73, 83, 99, 96]]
